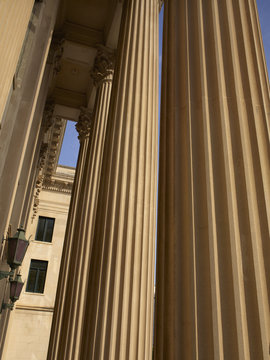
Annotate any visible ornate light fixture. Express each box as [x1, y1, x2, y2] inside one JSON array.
[[1, 273, 24, 311], [0, 228, 29, 311], [7, 228, 29, 269]]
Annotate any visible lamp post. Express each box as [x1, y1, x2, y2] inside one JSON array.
[[0, 228, 29, 311]]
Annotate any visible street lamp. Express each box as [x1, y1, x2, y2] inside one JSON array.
[[1, 274, 24, 311], [0, 228, 29, 311], [7, 228, 29, 269]]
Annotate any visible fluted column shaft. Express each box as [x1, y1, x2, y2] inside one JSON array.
[[155, 0, 270, 359], [47, 108, 93, 358], [77, 0, 159, 358], [47, 49, 115, 359]]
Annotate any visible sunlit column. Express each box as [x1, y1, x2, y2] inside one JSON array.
[[154, 0, 270, 359], [47, 107, 93, 358], [49, 0, 159, 355], [76, 0, 159, 358], [47, 47, 115, 359]]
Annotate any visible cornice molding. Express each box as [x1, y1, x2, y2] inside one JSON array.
[[42, 177, 73, 194], [41, 100, 55, 133], [38, 142, 48, 171], [43, 116, 66, 178]]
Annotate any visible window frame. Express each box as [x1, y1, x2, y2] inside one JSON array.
[[26, 259, 48, 294], [35, 216, 55, 243]]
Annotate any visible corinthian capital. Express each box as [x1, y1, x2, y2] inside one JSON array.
[[91, 45, 115, 86], [76, 107, 93, 142]]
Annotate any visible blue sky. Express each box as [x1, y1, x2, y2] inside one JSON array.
[[257, 0, 270, 72], [58, 120, 80, 167], [59, 1, 269, 168]]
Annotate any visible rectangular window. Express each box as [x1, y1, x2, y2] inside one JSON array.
[[26, 260, 48, 293], [35, 216, 55, 242]]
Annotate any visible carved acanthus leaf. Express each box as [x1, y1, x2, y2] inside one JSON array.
[[76, 107, 93, 142], [91, 45, 115, 86]]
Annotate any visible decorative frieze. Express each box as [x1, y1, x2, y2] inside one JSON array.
[[31, 174, 44, 221], [43, 116, 65, 177], [42, 177, 73, 194], [90, 45, 115, 86], [37, 142, 48, 171], [41, 100, 55, 133], [31, 113, 65, 221]]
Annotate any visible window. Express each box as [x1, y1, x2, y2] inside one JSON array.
[[26, 260, 48, 293], [35, 216, 55, 242]]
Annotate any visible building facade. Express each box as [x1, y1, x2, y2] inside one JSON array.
[[0, 0, 269, 359], [2, 165, 74, 359]]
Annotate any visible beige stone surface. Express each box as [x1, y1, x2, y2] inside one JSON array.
[[48, 50, 114, 360], [0, 0, 35, 123], [154, 0, 270, 359], [48, 0, 159, 358], [0, 0, 60, 240], [48, 107, 95, 359], [2, 310, 53, 360], [2, 183, 72, 359]]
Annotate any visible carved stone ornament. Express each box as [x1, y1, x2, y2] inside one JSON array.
[[76, 107, 93, 142], [31, 174, 44, 221], [38, 142, 48, 171], [91, 45, 115, 86], [42, 177, 73, 194], [47, 33, 65, 75], [42, 100, 55, 133]]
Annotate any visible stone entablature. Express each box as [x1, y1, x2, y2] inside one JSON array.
[[42, 178, 73, 194], [43, 115, 66, 178], [42, 166, 75, 194]]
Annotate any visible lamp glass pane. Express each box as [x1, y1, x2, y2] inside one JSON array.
[[10, 280, 23, 300], [14, 239, 28, 264], [7, 238, 17, 265], [14, 281, 23, 299]]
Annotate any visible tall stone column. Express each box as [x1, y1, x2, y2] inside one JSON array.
[[48, 0, 159, 358], [47, 48, 115, 359], [47, 107, 93, 357], [78, 0, 159, 358], [154, 1, 270, 359]]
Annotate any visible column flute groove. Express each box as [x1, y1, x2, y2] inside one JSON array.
[[155, 0, 270, 359], [47, 44, 117, 359], [76, 0, 159, 358], [47, 107, 93, 358]]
